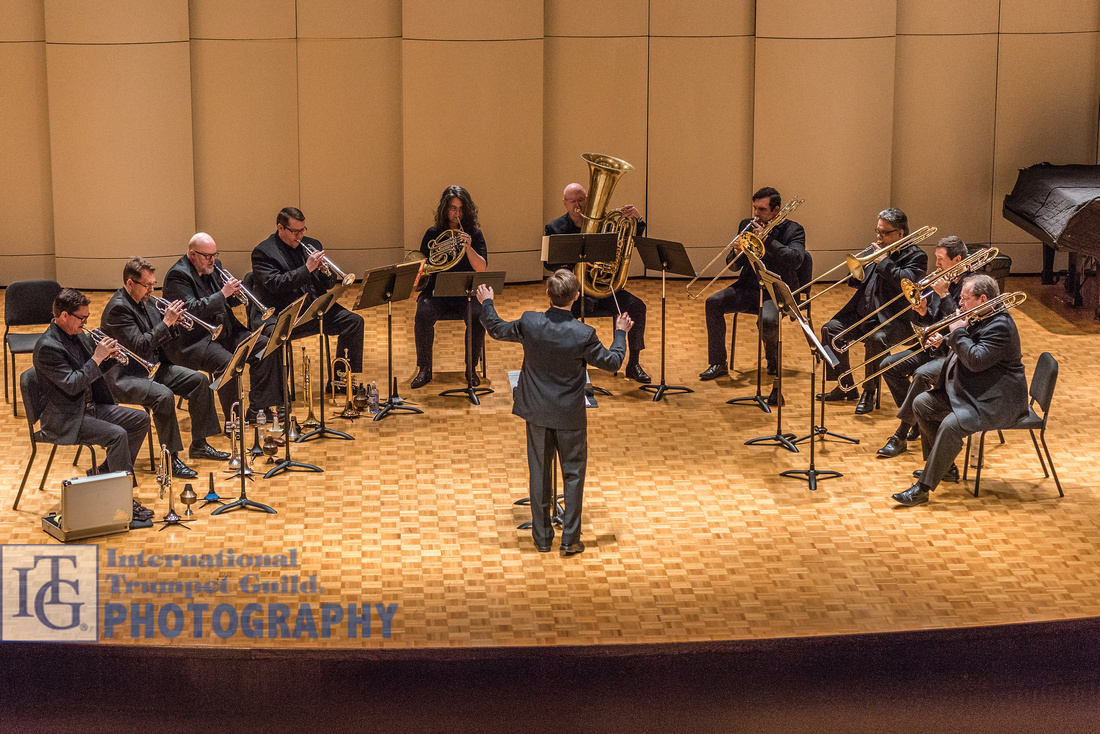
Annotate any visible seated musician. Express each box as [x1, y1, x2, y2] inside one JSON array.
[[892, 274, 1028, 506], [162, 233, 284, 422], [819, 207, 927, 414], [544, 182, 650, 384], [699, 186, 806, 405], [101, 258, 228, 479], [251, 206, 365, 390], [33, 288, 150, 480], [410, 185, 488, 389], [877, 236, 968, 458]]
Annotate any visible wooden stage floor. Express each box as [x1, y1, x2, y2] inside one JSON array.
[[2, 276, 1098, 650]]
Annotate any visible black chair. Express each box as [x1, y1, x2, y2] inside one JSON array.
[[4, 280, 61, 417], [13, 367, 98, 511], [729, 251, 814, 370], [963, 352, 1062, 498]]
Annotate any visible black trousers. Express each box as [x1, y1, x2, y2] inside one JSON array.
[[574, 290, 645, 362], [179, 329, 284, 420], [892, 355, 945, 426], [704, 285, 778, 368], [821, 316, 891, 389], [414, 294, 485, 372], [290, 304, 365, 374], [111, 365, 221, 453], [526, 422, 587, 549], [913, 389, 968, 491], [78, 403, 150, 473], [881, 347, 932, 409]]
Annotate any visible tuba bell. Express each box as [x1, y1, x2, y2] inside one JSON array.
[[575, 153, 636, 299]]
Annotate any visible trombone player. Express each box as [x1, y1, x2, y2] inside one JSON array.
[[819, 208, 927, 414], [699, 187, 806, 399], [101, 257, 229, 479]]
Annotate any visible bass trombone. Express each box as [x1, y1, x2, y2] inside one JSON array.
[[215, 265, 275, 320], [82, 326, 160, 377], [150, 296, 223, 341], [301, 242, 355, 286]]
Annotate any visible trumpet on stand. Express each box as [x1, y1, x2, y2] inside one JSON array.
[[295, 346, 353, 441], [301, 348, 321, 429], [155, 444, 191, 530], [223, 401, 254, 482]]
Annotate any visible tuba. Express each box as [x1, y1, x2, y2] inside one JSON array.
[[575, 153, 636, 299]]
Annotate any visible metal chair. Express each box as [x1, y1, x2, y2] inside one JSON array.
[[963, 352, 1062, 497], [13, 367, 98, 511], [4, 280, 62, 417]]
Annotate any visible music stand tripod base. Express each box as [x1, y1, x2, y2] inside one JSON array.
[[640, 382, 692, 402]]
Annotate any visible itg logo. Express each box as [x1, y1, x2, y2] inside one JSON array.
[[1, 545, 98, 642]]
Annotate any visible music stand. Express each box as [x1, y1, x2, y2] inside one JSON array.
[[294, 282, 356, 442], [543, 233, 619, 395], [725, 284, 771, 413], [632, 236, 694, 402], [433, 270, 506, 405], [743, 267, 798, 453], [209, 325, 276, 515], [354, 262, 423, 421]]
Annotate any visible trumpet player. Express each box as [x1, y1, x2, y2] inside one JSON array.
[[892, 274, 1028, 506], [101, 258, 228, 479], [699, 187, 806, 401], [33, 288, 151, 481], [819, 208, 927, 414], [163, 233, 284, 422], [251, 206, 365, 390]]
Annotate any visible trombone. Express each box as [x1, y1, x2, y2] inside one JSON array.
[[836, 291, 1027, 391], [830, 247, 1000, 354], [301, 242, 356, 286], [150, 296, 223, 340], [82, 326, 160, 377], [792, 225, 939, 309], [215, 265, 275, 320]]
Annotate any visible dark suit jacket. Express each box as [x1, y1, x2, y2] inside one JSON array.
[[100, 289, 180, 381], [835, 243, 928, 338], [543, 213, 647, 273], [162, 254, 248, 361], [32, 322, 117, 443], [480, 299, 626, 430], [729, 218, 807, 296], [250, 233, 337, 326], [937, 308, 1028, 433]]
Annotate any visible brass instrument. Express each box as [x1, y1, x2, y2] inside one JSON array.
[[332, 350, 358, 419], [838, 291, 1027, 391], [150, 295, 223, 340], [793, 225, 939, 308], [301, 242, 355, 286], [685, 198, 805, 299], [576, 152, 636, 298], [225, 402, 242, 471], [215, 265, 275, 320], [82, 326, 160, 377], [156, 443, 171, 501], [301, 346, 321, 430], [831, 247, 1000, 353]]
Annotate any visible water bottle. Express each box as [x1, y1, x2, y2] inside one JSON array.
[[368, 381, 379, 414]]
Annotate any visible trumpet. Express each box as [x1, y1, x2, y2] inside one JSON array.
[[301, 346, 321, 430], [150, 296, 223, 340], [82, 326, 160, 377], [332, 350, 358, 419], [215, 265, 275, 320], [301, 242, 355, 286]]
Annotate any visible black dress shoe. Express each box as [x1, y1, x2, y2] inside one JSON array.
[[170, 455, 198, 479], [817, 385, 858, 401], [535, 541, 551, 553], [855, 388, 877, 415], [913, 464, 960, 483], [767, 387, 784, 406], [891, 484, 930, 506], [85, 461, 110, 477], [906, 424, 921, 441], [625, 364, 651, 384], [132, 499, 155, 522], [699, 364, 729, 381], [410, 367, 432, 389], [188, 442, 231, 462], [560, 541, 586, 557], [877, 435, 907, 458], [766, 362, 778, 377], [466, 371, 481, 387]]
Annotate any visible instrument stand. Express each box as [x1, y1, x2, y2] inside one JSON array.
[[792, 353, 860, 447], [743, 307, 797, 453], [726, 287, 770, 413], [782, 351, 842, 490], [433, 271, 505, 406], [633, 236, 694, 402], [354, 262, 424, 421], [199, 472, 226, 509], [296, 287, 355, 442]]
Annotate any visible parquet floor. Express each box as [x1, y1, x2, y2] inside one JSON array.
[[2, 276, 1098, 649]]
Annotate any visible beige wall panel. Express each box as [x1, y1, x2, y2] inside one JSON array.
[[298, 38, 403, 277], [403, 40, 543, 282], [896, 0, 998, 35], [754, 38, 896, 273], [189, 0, 296, 40], [403, 0, 541, 40], [191, 39, 299, 272], [756, 0, 895, 39], [0, 42, 54, 284], [297, 0, 401, 39], [2, 0, 44, 41], [648, 36, 755, 269], [46, 43, 195, 288], [650, 0, 755, 37], [999, 0, 1100, 33], [45, 0, 186, 44], [892, 34, 997, 248], [545, 0, 649, 37]]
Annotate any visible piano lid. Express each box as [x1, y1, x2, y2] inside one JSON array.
[[1003, 163, 1100, 258]]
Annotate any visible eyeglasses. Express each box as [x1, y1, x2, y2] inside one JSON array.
[[875, 228, 899, 237], [129, 279, 156, 290], [68, 312, 90, 324], [194, 251, 218, 260], [281, 225, 308, 236]]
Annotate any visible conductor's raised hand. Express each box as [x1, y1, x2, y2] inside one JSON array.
[[615, 312, 634, 332], [476, 284, 494, 303]]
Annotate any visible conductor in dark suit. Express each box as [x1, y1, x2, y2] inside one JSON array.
[[478, 269, 630, 557], [892, 274, 1028, 506], [32, 288, 150, 476]]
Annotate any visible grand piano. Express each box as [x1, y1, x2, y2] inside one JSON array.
[[1004, 162, 1100, 317]]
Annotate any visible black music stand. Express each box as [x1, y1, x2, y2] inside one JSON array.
[[209, 325, 275, 515], [633, 236, 694, 402], [258, 296, 323, 480], [433, 270, 506, 405], [744, 268, 797, 453], [725, 285, 771, 413], [543, 232, 619, 395], [354, 262, 423, 422], [294, 283, 356, 443]]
